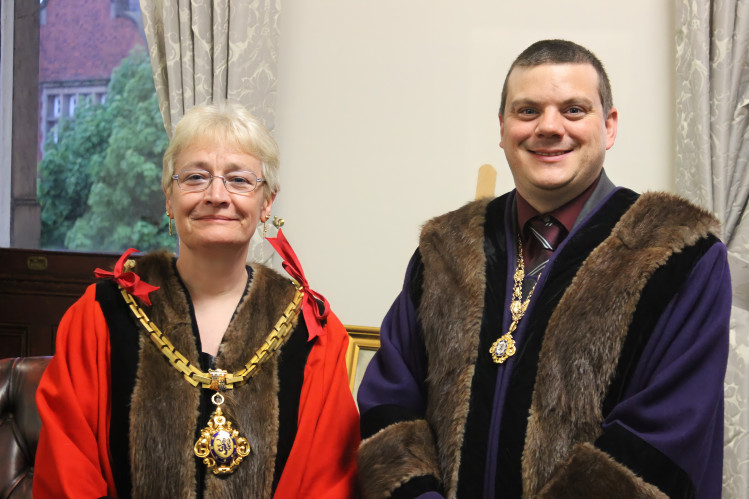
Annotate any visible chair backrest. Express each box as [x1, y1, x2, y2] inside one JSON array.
[[0, 356, 51, 499]]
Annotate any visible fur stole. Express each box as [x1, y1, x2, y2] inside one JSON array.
[[417, 191, 719, 498], [522, 192, 719, 497], [126, 252, 299, 499], [419, 197, 492, 495]]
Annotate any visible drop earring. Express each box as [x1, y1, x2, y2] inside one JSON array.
[[167, 212, 173, 236], [262, 215, 269, 239]]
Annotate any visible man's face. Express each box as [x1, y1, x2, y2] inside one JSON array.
[[499, 63, 617, 213]]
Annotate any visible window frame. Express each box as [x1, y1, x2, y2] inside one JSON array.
[[1, 0, 41, 248]]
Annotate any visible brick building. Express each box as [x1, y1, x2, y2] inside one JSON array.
[[38, 0, 145, 155]]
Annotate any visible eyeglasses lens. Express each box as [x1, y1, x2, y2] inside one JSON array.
[[176, 170, 258, 193]]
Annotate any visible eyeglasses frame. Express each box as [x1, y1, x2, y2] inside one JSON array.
[[171, 168, 265, 195]]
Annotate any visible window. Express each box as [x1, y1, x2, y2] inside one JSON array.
[[52, 95, 61, 118], [41, 84, 108, 152], [2, 0, 171, 253]]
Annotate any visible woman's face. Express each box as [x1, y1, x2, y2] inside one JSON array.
[[165, 138, 274, 254]]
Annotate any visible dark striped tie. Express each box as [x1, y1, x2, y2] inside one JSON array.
[[522, 215, 567, 296]]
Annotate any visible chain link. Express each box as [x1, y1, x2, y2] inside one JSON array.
[[120, 281, 304, 390]]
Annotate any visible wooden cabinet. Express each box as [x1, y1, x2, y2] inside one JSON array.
[[0, 248, 119, 358]]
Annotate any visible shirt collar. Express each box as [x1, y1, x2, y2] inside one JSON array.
[[516, 173, 602, 234]]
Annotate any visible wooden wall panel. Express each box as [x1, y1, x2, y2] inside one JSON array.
[[0, 248, 119, 358]]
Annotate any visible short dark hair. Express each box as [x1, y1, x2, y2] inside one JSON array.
[[498, 39, 613, 117]]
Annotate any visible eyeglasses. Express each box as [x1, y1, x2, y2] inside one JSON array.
[[172, 169, 265, 195]]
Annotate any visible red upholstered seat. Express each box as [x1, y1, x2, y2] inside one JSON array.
[[0, 357, 50, 499]]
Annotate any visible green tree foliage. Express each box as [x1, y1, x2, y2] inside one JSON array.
[[37, 98, 109, 248], [38, 47, 173, 253]]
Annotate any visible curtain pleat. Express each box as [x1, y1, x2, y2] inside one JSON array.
[[139, 0, 280, 138]]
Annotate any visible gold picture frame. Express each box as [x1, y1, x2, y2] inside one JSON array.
[[344, 325, 380, 398]]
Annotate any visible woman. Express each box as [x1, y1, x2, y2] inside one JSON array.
[[33, 103, 359, 498]]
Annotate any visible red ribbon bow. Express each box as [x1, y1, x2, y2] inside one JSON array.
[[94, 248, 160, 306], [266, 229, 330, 341]]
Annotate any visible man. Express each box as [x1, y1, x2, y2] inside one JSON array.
[[357, 40, 730, 498]]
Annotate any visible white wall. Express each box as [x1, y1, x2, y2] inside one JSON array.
[[273, 1, 674, 327]]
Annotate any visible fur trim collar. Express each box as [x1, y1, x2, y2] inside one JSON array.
[[127, 252, 299, 498], [522, 192, 719, 496]]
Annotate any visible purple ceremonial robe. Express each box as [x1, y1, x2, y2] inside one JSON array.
[[358, 184, 730, 499]]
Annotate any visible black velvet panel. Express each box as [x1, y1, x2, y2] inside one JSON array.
[[596, 423, 696, 498], [360, 404, 424, 440], [390, 475, 444, 499], [272, 318, 313, 493], [97, 280, 140, 499], [455, 194, 508, 498], [603, 234, 720, 416], [494, 189, 640, 497], [407, 249, 425, 309]]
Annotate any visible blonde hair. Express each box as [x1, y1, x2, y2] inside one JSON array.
[[162, 102, 280, 201]]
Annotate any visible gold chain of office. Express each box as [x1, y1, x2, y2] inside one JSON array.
[[118, 263, 305, 475], [118, 281, 304, 390]]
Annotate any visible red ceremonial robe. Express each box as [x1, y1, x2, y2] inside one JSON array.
[[34, 263, 359, 498]]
